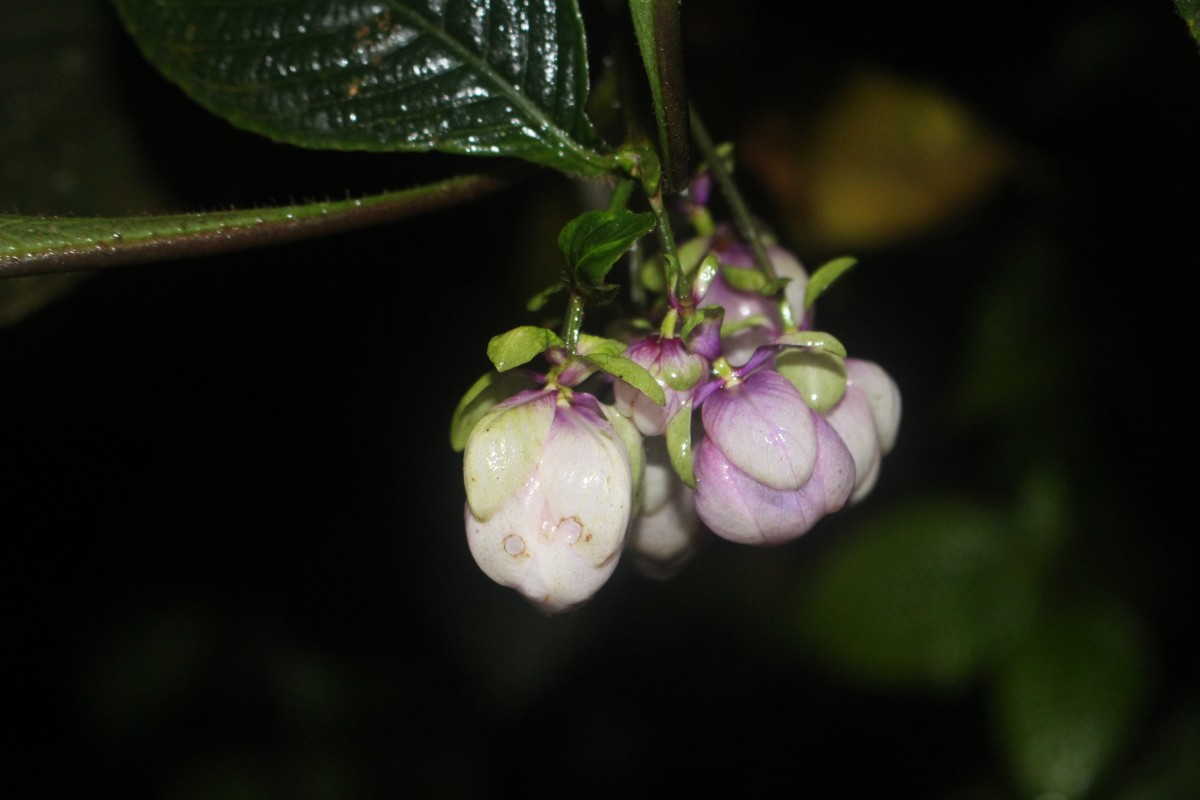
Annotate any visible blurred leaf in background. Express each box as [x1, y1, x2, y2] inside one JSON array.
[[992, 601, 1151, 799], [791, 498, 1040, 690], [738, 69, 1013, 251], [0, 0, 170, 323]]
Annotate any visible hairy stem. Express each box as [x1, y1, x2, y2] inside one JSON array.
[[689, 106, 797, 331]]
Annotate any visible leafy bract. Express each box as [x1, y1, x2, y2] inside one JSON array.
[[583, 353, 665, 406], [804, 256, 856, 311], [111, 0, 616, 176], [557, 209, 656, 298], [665, 398, 695, 488], [486, 325, 563, 372], [450, 370, 540, 451]]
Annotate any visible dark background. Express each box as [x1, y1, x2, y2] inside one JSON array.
[[2, 0, 1197, 797]]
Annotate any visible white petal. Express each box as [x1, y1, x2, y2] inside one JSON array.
[[847, 359, 902, 453], [628, 440, 700, 578], [823, 382, 883, 503], [538, 405, 631, 569]]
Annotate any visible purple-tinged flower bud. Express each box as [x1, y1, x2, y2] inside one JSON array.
[[613, 335, 708, 436], [694, 369, 855, 544], [822, 359, 901, 503], [463, 389, 633, 612], [699, 242, 810, 365], [627, 438, 701, 578]]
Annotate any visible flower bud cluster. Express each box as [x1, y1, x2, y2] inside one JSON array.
[[458, 225, 899, 612]]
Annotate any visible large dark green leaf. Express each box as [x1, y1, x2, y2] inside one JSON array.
[[111, 0, 617, 177]]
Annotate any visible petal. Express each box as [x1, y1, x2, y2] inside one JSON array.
[[810, 410, 857, 513], [701, 370, 816, 491], [465, 489, 617, 614], [823, 381, 883, 503], [538, 404, 631, 569], [463, 390, 555, 521], [847, 359, 901, 453], [628, 441, 700, 577], [693, 438, 820, 545], [694, 410, 854, 545]]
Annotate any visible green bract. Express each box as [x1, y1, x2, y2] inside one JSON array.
[[462, 389, 555, 521], [486, 326, 564, 372], [557, 209, 657, 299], [804, 256, 857, 312], [449, 370, 541, 452]]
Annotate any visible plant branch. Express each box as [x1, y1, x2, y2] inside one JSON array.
[[0, 171, 517, 279], [689, 106, 797, 330], [629, 0, 689, 193]]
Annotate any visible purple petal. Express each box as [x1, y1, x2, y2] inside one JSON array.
[[701, 370, 816, 491], [694, 411, 855, 545]]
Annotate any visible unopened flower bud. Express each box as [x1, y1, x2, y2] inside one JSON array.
[[822, 359, 901, 503], [613, 335, 708, 436], [463, 389, 633, 612], [694, 369, 854, 544], [699, 242, 810, 365], [627, 438, 701, 578]]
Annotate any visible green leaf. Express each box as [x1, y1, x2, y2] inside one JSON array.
[[583, 353, 666, 406], [720, 265, 767, 293], [775, 348, 847, 413], [774, 330, 847, 358], [449, 370, 540, 452], [111, 0, 617, 177], [1176, 0, 1200, 47], [486, 325, 563, 372], [525, 281, 566, 312], [993, 601, 1150, 799], [719, 313, 770, 337], [792, 498, 1038, 689], [665, 398, 695, 488], [680, 304, 723, 343], [557, 209, 656, 294], [575, 333, 626, 358], [758, 276, 792, 297], [628, 0, 688, 192], [0, 174, 506, 278], [803, 256, 857, 311], [1111, 694, 1200, 800], [690, 253, 720, 299]]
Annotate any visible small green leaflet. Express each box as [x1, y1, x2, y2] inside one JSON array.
[[583, 353, 665, 406], [665, 398, 695, 488], [775, 330, 847, 358], [804, 256, 857, 311], [486, 325, 563, 372], [557, 209, 656, 298], [449, 370, 540, 451]]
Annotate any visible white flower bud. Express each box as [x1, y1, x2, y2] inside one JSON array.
[[463, 390, 633, 612]]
